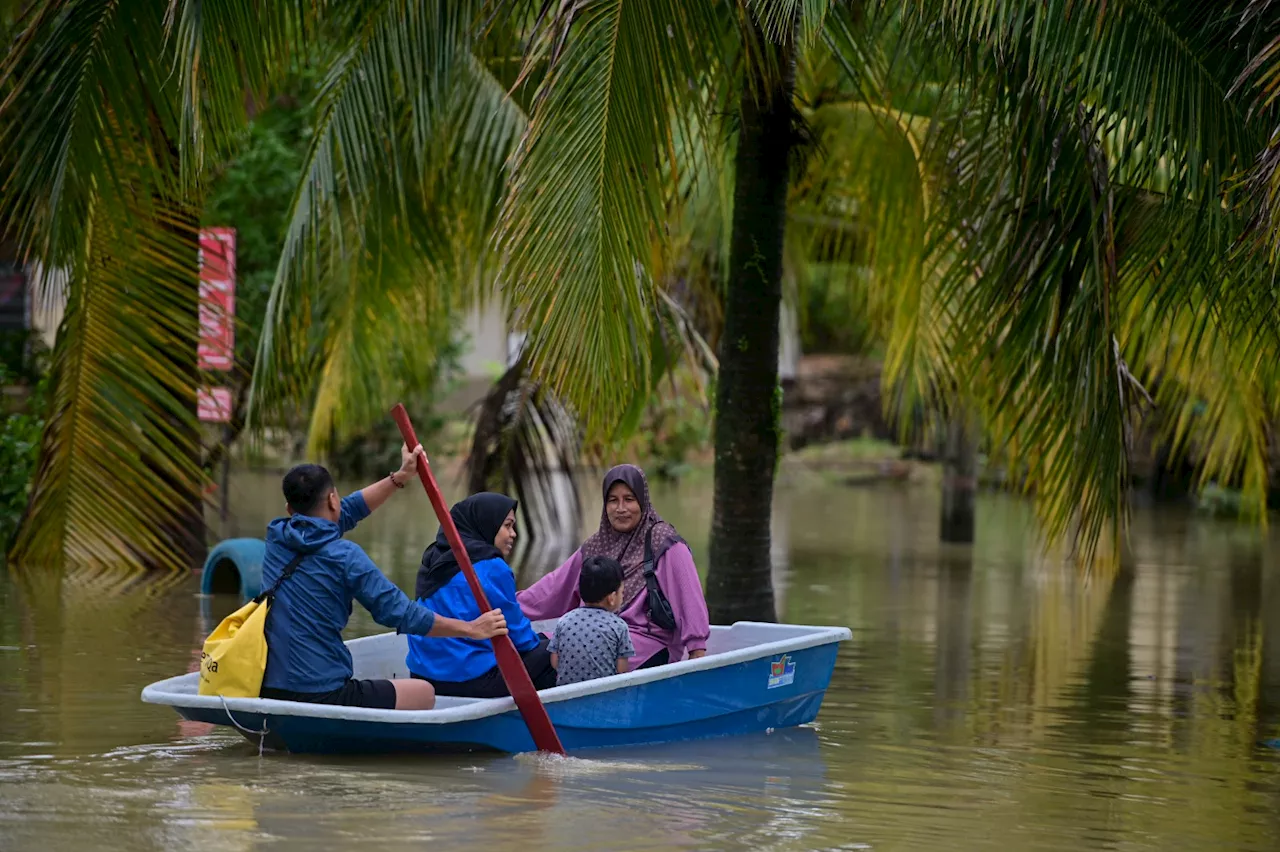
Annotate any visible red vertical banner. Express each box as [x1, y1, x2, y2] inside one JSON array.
[[198, 228, 236, 372], [198, 228, 235, 425]]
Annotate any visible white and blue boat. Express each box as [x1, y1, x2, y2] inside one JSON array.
[[141, 620, 851, 754]]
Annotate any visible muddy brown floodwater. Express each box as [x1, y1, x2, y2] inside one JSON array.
[[2, 470, 1279, 851]]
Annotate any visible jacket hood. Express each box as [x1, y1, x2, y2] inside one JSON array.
[[267, 513, 342, 554]]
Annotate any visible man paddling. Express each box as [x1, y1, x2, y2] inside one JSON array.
[[258, 444, 507, 711]]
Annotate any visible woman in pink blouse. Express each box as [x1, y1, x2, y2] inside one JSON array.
[[518, 464, 711, 668]]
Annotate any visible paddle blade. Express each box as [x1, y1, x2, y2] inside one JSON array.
[[390, 404, 565, 754]]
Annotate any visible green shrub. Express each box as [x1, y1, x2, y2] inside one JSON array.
[[799, 264, 879, 355], [0, 370, 45, 551], [641, 372, 712, 480]]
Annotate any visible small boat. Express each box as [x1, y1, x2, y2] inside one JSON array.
[[141, 620, 851, 754]]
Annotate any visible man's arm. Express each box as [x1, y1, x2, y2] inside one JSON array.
[[360, 443, 424, 514], [348, 546, 507, 639], [428, 612, 508, 639]]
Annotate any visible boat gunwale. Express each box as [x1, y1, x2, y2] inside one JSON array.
[[140, 621, 851, 726]]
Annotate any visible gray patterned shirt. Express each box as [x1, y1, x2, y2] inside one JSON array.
[[549, 606, 635, 686]]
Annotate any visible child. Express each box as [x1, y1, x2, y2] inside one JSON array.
[[548, 555, 635, 687]]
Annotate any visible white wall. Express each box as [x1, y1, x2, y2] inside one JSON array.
[[456, 300, 511, 379], [779, 299, 800, 381], [28, 263, 68, 349]]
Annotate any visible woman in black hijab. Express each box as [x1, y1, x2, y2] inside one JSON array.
[[404, 492, 556, 696]]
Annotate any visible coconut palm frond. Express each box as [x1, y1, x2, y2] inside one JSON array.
[[929, 92, 1134, 562], [1118, 196, 1280, 520], [746, 0, 836, 48], [0, 0, 229, 574], [789, 14, 950, 428], [302, 208, 463, 458], [1233, 0, 1280, 261], [8, 193, 209, 574], [900, 0, 1259, 199], [496, 0, 730, 436], [930, 86, 1267, 562], [249, 0, 526, 429], [463, 358, 583, 561], [861, 0, 1271, 562], [163, 0, 315, 175]]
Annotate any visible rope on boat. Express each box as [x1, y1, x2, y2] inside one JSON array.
[[219, 695, 270, 756]]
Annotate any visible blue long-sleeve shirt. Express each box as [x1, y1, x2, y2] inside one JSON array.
[[261, 492, 437, 693], [404, 556, 538, 682]]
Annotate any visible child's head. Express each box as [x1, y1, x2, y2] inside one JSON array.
[[579, 555, 625, 610]]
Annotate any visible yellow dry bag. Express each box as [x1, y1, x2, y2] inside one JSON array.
[[198, 551, 305, 698]]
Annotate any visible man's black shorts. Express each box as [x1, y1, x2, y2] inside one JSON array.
[[261, 678, 397, 710]]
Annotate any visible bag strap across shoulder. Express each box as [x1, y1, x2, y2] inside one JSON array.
[[256, 550, 306, 603], [642, 526, 657, 577], [640, 525, 678, 631]]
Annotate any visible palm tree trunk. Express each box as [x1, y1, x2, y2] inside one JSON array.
[[705, 23, 798, 624], [939, 413, 977, 543]]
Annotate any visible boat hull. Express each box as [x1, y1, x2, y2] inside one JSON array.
[[145, 621, 850, 754]]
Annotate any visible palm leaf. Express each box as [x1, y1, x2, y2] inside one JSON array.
[[1117, 195, 1280, 520], [1, 1, 219, 574], [249, 0, 525, 431], [9, 193, 208, 575], [897, 0, 1261, 200], [163, 0, 314, 176], [495, 0, 728, 437], [463, 357, 583, 565], [1232, 0, 1280, 262], [844, 0, 1277, 563]]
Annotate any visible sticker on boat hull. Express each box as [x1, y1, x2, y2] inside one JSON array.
[[767, 654, 795, 688]]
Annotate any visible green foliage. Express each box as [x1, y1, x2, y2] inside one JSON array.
[[326, 332, 465, 478], [0, 391, 43, 551], [496, 0, 729, 436], [8, 0, 1280, 577], [0, 335, 48, 552], [799, 265, 877, 354], [1197, 482, 1245, 519], [0, 0, 301, 573], [0, 330, 45, 384], [641, 379, 713, 481], [203, 77, 316, 367], [250, 0, 527, 457]]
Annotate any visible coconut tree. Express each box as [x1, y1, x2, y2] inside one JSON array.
[[6, 0, 1280, 597], [0, 0, 525, 575], [0, 0, 295, 574], [898, 0, 1276, 562], [800, 1, 1280, 562], [486, 1, 873, 622]]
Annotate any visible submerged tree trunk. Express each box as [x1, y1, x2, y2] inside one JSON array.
[[939, 414, 978, 543], [705, 22, 798, 624]]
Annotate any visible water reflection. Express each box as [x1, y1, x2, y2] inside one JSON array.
[[2, 475, 1280, 850], [933, 552, 972, 732]]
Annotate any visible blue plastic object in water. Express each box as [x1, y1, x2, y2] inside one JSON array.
[[200, 538, 266, 598], [141, 621, 851, 754]]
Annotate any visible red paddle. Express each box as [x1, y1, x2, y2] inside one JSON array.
[[391, 404, 565, 754]]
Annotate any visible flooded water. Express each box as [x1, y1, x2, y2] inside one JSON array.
[[2, 468, 1280, 851]]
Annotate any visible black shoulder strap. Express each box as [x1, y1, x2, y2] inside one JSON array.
[[257, 551, 306, 602], [642, 526, 656, 576]]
